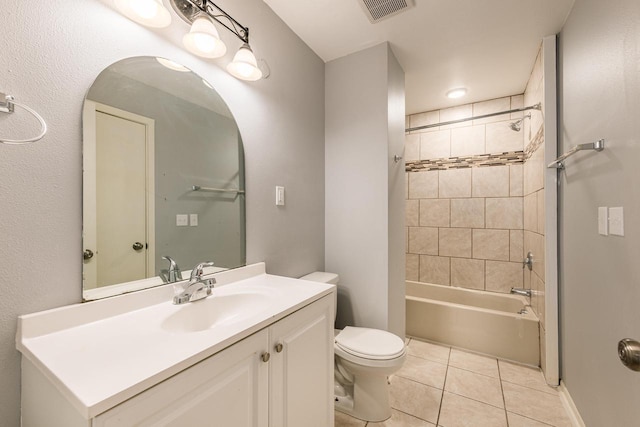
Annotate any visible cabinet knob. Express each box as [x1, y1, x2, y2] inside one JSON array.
[[261, 352, 270, 363], [275, 343, 283, 353]]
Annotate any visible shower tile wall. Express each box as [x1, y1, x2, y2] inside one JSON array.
[[405, 96, 525, 294], [522, 46, 547, 372]]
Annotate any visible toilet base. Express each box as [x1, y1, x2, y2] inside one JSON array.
[[334, 373, 392, 422]]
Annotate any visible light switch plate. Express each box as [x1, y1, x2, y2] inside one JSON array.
[[276, 186, 285, 206], [190, 214, 198, 227], [176, 214, 188, 226], [609, 207, 624, 236], [598, 207, 608, 236]]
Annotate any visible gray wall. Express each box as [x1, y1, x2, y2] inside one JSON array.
[[387, 48, 406, 337], [0, 0, 325, 424], [325, 43, 405, 337], [559, 0, 640, 424]]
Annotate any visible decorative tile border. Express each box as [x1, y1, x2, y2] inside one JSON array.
[[405, 124, 544, 172], [405, 151, 524, 172], [524, 126, 545, 160]]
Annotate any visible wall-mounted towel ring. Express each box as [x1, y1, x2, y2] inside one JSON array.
[[0, 94, 48, 145]]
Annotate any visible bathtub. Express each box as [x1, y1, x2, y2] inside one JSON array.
[[406, 281, 540, 366]]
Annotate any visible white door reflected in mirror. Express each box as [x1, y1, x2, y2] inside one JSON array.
[[83, 107, 155, 289]]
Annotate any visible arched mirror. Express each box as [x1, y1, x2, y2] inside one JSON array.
[[82, 56, 245, 301]]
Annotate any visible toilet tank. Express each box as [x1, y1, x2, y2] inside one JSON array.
[[300, 272, 339, 322], [299, 271, 339, 285]]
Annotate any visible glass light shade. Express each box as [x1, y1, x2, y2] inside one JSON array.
[[226, 44, 263, 81], [114, 0, 171, 28], [183, 17, 227, 59], [446, 88, 467, 99]]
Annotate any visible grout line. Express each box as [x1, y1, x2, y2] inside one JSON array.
[[389, 407, 434, 425], [435, 361, 449, 426], [443, 388, 507, 412], [396, 374, 445, 391], [500, 378, 559, 396], [505, 411, 556, 427], [404, 352, 449, 366], [498, 357, 510, 427], [445, 364, 499, 380]]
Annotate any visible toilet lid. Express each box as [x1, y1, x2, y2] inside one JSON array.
[[335, 326, 405, 360]]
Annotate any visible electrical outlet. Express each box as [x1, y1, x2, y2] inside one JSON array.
[[176, 214, 188, 226], [609, 207, 624, 236]]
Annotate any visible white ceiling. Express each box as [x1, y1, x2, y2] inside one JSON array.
[[263, 0, 575, 114]]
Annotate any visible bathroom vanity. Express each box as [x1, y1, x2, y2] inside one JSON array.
[[17, 263, 335, 426]]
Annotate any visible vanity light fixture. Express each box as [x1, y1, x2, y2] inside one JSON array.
[[446, 88, 467, 99], [115, 0, 265, 81], [183, 16, 227, 58], [227, 44, 262, 81], [114, 0, 171, 28], [170, 0, 264, 81]]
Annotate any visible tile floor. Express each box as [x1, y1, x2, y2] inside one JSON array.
[[335, 338, 573, 427]]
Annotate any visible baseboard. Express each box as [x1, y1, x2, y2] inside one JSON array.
[[558, 381, 586, 427]]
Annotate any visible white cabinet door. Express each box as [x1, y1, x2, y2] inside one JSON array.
[[93, 330, 269, 427], [269, 295, 334, 427]]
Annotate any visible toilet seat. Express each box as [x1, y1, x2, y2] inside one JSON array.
[[335, 327, 405, 364]]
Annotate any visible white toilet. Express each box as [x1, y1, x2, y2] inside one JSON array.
[[300, 272, 406, 422]]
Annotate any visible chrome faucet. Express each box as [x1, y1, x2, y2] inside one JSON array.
[[162, 256, 182, 283], [173, 262, 216, 305]]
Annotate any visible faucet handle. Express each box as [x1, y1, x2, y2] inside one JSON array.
[[522, 251, 533, 270], [162, 256, 182, 283], [190, 261, 215, 281]]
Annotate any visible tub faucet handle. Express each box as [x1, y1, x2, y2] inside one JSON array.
[[523, 251, 533, 270]]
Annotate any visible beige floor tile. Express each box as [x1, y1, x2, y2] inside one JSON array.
[[507, 412, 555, 426], [498, 360, 557, 395], [502, 382, 572, 427], [444, 366, 504, 408], [397, 355, 448, 389], [390, 376, 442, 424], [448, 349, 499, 378], [438, 392, 507, 427], [368, 409, 436, 426], [407, 339, 451, 364], [335, 410, 366, 427]]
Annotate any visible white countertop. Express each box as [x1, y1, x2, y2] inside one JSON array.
[[16, 263, 334, 419]]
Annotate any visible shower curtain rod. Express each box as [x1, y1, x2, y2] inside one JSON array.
[[405, 102, 541, 132]]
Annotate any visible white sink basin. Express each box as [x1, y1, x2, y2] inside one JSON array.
[[161, 290, 272, 333], [17, 263, 335, 418]]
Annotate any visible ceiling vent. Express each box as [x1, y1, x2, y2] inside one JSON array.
[[358, 0, 414, 23]]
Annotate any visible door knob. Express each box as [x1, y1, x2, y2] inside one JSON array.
[[83, 249, 94, 260], [132, 242, 144, 251], [275, 343, 283, 353], [618, 338, 640, 371], [261, 352, 270, 363]]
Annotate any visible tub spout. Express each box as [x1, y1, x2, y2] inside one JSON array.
[[511, 288, 532, 298]]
